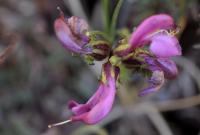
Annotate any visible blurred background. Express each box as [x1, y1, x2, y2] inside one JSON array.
[[0, 0, 200, 135]]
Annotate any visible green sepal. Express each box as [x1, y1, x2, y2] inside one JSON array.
[[88, 31, 111, 44], [109, 55, 122, 66], [90, 40, 110, 47], [117, 28, 131, 38], [84, 55, 95, 65]]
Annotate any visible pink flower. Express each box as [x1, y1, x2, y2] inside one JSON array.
[[49, 13, 182, 127], [114, 14, 182, 96], [54, 8, 110, 61], [54, 9, 91, 54], [138, 56, 178, 96], [115, 14, 182, 58], [48, 63, 119, 127], [68, 62, 119, 124]]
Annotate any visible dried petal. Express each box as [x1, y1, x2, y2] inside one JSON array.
[[139, 70, 164, 96]]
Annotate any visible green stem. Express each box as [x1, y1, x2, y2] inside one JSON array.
[[110, 0, 123, 42], [101, 0, 110, 35]]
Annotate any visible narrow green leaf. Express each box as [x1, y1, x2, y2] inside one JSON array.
[[110, 0, 123, 42], [101, 0, 110, 35]]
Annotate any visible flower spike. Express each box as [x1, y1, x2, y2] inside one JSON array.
[[51, 12, 182, 126]]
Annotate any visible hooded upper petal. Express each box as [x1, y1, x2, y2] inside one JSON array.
[[149, 34, 182, 58], [129, 14, 175, 48], [54, 13, 91, 54], [68, 62, 119, 124], [115, 14, 176, 56]]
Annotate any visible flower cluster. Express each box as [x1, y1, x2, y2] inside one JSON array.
[[49, 10, 181, 127]]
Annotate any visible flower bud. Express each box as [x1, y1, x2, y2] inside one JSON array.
[[113, 38, 130, 57], [89, 41, 110, 61], [83, 33, 111, 62]]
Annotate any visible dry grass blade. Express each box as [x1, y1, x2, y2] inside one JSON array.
[[154, 94, 200, 112], [0, 44, 14, 64], [129, 103, 173, 135]]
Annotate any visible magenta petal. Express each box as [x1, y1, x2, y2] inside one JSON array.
[[67, 84, 105, 116], [68, 100, 92, 116], [68, 100, 79, 109], [156, 58, 178, 79], [150, 34, 182, 58], [139, 86, 159, 96], [139, 70, 164, 96], [54, 16, 91, 54], [129, 14, 175, 49], [82, 82, 115, 124], [71, 104, 91, 115], [68, 63, 119, 124]]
